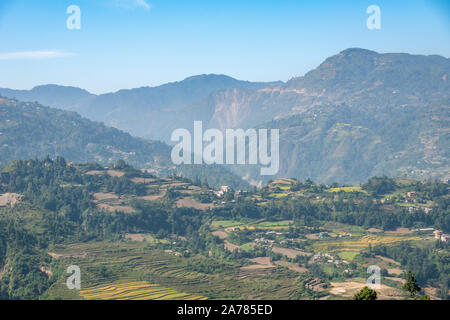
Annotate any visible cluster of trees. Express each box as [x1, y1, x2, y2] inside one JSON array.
[[0, 220, 56, 299], [352, 287, 377, 300], [352, 271, 432, 300], [373, 243, 449, 299], [362, 176, 396, 196], [211, 193, 449, 233], [0, 157, 146, 219]]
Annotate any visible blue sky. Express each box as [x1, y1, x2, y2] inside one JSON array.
[[0, 0, 449, 94]]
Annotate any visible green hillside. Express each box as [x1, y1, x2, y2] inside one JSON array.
[[0, 98, 249, 190], [0, 158, 448, 300]]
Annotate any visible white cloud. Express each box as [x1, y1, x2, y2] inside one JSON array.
[[0, 51, 75, 60], [135, 0, 151, 10], [110, 0, 151, 10]]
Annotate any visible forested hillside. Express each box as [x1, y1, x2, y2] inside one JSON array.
[[0, 98, 171, 169], [0, 158, 448, 300], [0, 97, 249, 189]]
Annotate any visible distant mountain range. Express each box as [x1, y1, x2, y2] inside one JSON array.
[[0, 98, 250, 189], [0, 75, 282, 141], [1, 48, 449, 184], [0, 84, 95, 112]]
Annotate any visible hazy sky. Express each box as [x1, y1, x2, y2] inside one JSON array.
[[0, 0, 449, 94]]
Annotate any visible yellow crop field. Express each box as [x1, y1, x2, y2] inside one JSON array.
[[313, 235, 422, 253], [225, 225, 255, 231], [272, 193, 288, 198], [326, 186, 367, 193], [225, 225, 291, 232], [79, 281, 207, 300]]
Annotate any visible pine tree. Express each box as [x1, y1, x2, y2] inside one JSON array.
[[352, 286, 377, 300], [402, 271, 421, 298]]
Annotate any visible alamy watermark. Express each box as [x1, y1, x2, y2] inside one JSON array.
[[366, 265, 381, 289], [171, 121, 280, 176], [66, 5, 81, 30], [366, 5, 381, 30], [66, 265, 81, 290]]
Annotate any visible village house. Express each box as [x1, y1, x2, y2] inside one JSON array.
[[338, 233, 352, 238], [434, 230, 442, 239], [434, 230, 448, 242], [406, 191, 417, 198], [215, 185, 231, 198]]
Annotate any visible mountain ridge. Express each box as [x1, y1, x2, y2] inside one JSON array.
[[0, 97, 250, 189], [1, 48, 448, 184]]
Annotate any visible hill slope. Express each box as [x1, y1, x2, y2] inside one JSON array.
[[0, 97, 171, 168], [0, 98, 249, 189], [1, 75, 281, 141], [197, 49, 450, 184], [231, 99, 449, 185], [0, 84, 95, 111]]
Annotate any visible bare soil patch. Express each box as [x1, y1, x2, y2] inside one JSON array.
[[249, 257, 273, 266], [385, 276, 405, 284], [329, 281, 403, 299], [85, 170, 105, 176], [376, 255, 401, 265], [160, 182, 190, 190], [98, 203, 134, 213], [93, 192, 119, 202], [174, 235, 187, 241], [107, 170, 125, 178], [240, 257, 275, 271], [306, 233, 321, 240], [387, 267, 403, 275], [124, 233, 146, 242], [0, 193, 22, 207], [272, 178, 295, 185], [223, 240, 240, 252], [424, 286, 442, 300], [272, 246, 312, 258], [386, 227, 413, 234], [367, 227, 383, 233], [212, 231, 228, 239], [239, 257, 275, 278], [139, 194, 164, 201], [176, 197, 213, 210], [48, 251, 87, 259], [274, 260, 307, 273], [131, 177, 156, 184]]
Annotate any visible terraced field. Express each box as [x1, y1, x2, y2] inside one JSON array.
[[44, 240, 299, 300], [80, 281, 207, 300], [312, 235, 422, 253], [224, 221, 292, 232]]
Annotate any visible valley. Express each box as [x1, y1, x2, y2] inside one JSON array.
[[0, 158, 448, 300]]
